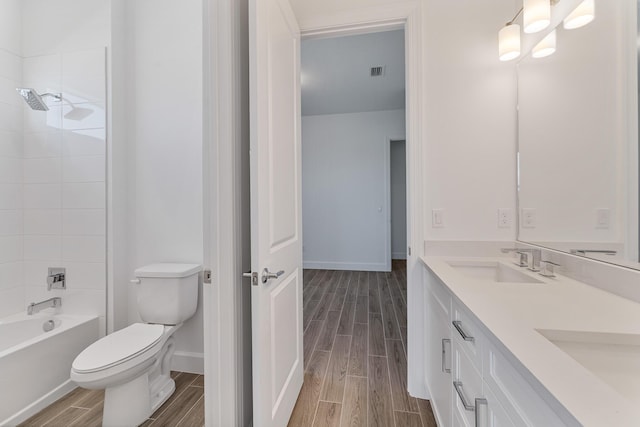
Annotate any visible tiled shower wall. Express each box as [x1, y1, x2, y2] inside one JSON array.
[[0, 44, 106, 323], [21, 49, 107, 327], [0, 44, 24, 318]]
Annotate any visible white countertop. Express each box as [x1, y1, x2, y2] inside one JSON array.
[[421, 255, 640, 427]]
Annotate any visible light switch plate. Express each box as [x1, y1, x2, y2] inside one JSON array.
[[498, 208, 511, 228], [432, 209, 445, 228], [596, 208, 610, 229], [521, 208, 536, 228]]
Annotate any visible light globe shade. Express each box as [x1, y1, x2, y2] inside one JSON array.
[[563, 0, 595, 29], [499, 24, 521, 61], [532, 29, 557, 58], [523, 0, 550, 33]]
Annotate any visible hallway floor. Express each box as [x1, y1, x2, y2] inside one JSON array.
[[289, 261, 437, 427], [18, 372, 204, 427]]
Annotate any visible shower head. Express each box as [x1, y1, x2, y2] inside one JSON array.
[[16, 88, 61, 111]]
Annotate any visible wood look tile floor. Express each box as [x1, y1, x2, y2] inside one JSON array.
[[18, 372, 204, 427], [290, 261, 438, 427]]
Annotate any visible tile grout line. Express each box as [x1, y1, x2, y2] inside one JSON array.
[[174, 394, 204, 427]]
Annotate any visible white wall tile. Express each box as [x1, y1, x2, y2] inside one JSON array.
[[23, 260, 60, 287], [23, 157, 62, 183], [63, 209, 105, 235], [24, 184, 61, 209], [62, 49, 106, 104], [0, 103, 22, 132], [23, 235, 61, 260], [63, 129, 105, 157], [23, 105, 62, 132], [0, 287, 24, 318], [0, 130, 23, 158], [0, 156, 22, 183], [0, 210, 22, 236], [22, 54, 62, 104], [0, 262, 22, 291], [0, 49, 22, 81], [24, 286, 105, 317], [63, 262, 105, 290], [0, 0, 22, 56], [0, 75, 23, 107], [63, 156, 105, 183], [23, 131, 63, 158], [0, 236, 22, 263], [63, 182, 105, 209], [62, 235, 105, 263], [62, 103, 105, 130], [24, 209, 62, 235], [0, 184, 22, 209]]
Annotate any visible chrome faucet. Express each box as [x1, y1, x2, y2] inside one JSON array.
[[27, 297, 62, 315], [501, 248, 541, 272]]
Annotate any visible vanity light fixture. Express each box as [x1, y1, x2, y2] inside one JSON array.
[[563, 0, 595, 29], [523, 0, 551, 33], [498, 0, 593, 62], [532, 29, 557, 58], [499, 8, 523, 62]]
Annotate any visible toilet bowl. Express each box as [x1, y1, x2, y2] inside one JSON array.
[[70, 263, 200, 427]]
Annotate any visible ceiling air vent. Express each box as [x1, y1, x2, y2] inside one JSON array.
[[370, 66, 385, 77]]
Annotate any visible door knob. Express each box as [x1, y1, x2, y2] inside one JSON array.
[[261, 268, 284, 284]]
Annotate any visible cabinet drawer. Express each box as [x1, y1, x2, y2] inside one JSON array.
[[452, 301, 485, 372], [453, 340, 483, 427], [483, 342, 567, 427], [426, 271, 452, 320], [483, 384, 517, 427]]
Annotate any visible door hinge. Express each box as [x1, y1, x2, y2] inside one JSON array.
[[408, 246, 412, 256], [204, 269, 212, 284]]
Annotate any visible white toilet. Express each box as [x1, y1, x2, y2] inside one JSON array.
[[71, 263, 201, 427]]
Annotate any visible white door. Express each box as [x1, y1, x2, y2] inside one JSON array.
[[249, 0, 302, 425]]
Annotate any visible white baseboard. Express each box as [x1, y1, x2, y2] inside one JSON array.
[[172, 351, 204, 375], [392, 252, 407, 260], [303, 260, 388, 272], [3, 380, 76, 427]]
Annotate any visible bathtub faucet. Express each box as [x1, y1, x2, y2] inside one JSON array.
[[27, 297, 62, 315]]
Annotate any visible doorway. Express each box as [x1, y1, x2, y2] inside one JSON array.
[[289, 30, 435, 426]]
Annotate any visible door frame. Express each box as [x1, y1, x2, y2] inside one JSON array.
[[299, 3, 426, 399], [204, 2, 427, 426], [387, 137, 407, 264]]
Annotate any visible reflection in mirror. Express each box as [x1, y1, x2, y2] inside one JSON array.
[[517, 0, 639, 269]]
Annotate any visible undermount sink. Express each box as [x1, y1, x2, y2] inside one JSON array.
[[447, 260, 543, 284], [536, 329, 640, 404]]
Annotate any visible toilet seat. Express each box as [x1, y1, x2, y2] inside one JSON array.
[[73, 323, 165, 373]]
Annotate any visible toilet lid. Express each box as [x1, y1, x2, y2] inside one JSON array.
[[72, 323, 165, 373]]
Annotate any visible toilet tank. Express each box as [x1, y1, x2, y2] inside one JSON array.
[[134, 263, 201, 325]]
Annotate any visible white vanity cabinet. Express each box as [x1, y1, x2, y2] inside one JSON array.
[[423, 265, 569, 427], [424, 272, 453, 427]]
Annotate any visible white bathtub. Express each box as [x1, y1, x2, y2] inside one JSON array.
[[0, 312, 99, 426]]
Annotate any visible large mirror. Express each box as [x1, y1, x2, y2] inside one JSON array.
[[517, 0, 639, 269]]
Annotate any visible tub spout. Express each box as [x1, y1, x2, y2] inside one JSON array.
[[27, 297, 62, 315]]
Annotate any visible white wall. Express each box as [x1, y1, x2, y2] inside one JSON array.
[[422, 1, 517, 242], [119, 0, 204, 372], [302, 109, 405, 271], [390, 140, 406, 259], [0, 0, 23, 318]]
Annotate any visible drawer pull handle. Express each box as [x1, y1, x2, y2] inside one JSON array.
[[453, 381, 475, 411], [441, 338, 451, 373], [453, 320, 475, 342]]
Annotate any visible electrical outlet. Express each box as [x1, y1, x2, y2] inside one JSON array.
[[596, 208, 610, 229], [521, 208, 536, 228], [432, 209, 445, 228], [498, 208, 511, 228]]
